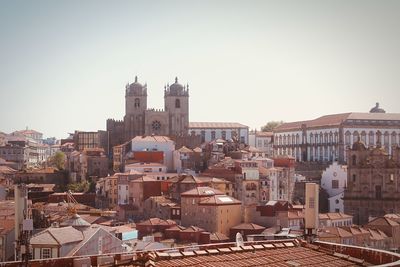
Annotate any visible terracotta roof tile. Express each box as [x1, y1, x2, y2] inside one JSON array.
[[189, 122, 248, 129]]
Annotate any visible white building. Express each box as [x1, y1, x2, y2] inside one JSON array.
[[319, 212, 353, 228], [249, 131, 273, 156], [321, 162, 347, 213], [117, 174, 129, 205], [189, 122, 249, 144], [274, 105, 400, 163], [130, 135, 175, 171], [125, 162, 167, 174]]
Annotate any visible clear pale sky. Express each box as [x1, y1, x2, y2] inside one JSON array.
[[1, 0, 400, 139]]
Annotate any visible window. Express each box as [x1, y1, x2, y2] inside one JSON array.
[[134, 98, 140, 108], [352, 174, 356, 182], [332, 180, 339, 189], [308, 197, 315, 208], [221, 131, 226, 140], [369, 131, 374, 145], [175, 98, 181, 108], [201, 131, 206, 142], [345, 131, 351, 145], [352, 155, 357, 165], [42, 248, 51, 259], [375, 185, 382, 199], [211, 131, 216, 140]]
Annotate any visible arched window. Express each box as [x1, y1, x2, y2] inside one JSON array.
[[384, 131, 389, 145], [353, 131, 359, 142], [361, 131, 367, 143], [352, 155, 357, 165], [221, 131, 226, 140], [175, 99, 180, 108], [134, 98, 140, 108], [211, 131, 216, 140], [310, 133, 314, 144], [345, 131, 351, 145], [392, 132, 397, 145], [369, 131, 374, 145]]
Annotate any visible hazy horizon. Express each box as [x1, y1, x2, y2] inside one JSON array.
[[1, 0, 400, 139]]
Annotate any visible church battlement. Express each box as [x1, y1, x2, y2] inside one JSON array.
[[146, 108, 166, 113], [107, 75, 190, 148], [107, 118, 124, 125]]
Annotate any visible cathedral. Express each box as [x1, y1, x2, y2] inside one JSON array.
[[106, 76, 190, 150]]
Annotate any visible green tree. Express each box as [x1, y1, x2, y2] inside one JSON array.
[[261, 121, 284, 132], [50, 151, 66, 170], [67, 181, 90, 192]]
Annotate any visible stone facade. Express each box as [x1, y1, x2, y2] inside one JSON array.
[[343, 141, 400, 224], [107, 76, 189, 154]]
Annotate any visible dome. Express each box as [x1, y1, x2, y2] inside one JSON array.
[[168, 77, 185, 95], [369, 102, 386, 113], [127, 76, 146, 95], [352, 139, 366, 151]]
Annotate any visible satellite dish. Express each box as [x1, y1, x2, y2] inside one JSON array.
[[236, 232, 244, 247]]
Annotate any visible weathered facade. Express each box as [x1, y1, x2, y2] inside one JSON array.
[[343, 141, 400, 224], [107, 76, 189, 154]]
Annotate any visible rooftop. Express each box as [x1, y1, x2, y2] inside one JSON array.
[[275, 112, 400, 132], [3, 239, 400, 266], [181, 186, 224, 197], [189, 122, 248, 129], [132, 135, 173, 143]]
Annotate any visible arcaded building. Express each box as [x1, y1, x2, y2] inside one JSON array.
[[343, 140, 400, 224], [274, 103, 400, 163], [107, 76, 189, 152]]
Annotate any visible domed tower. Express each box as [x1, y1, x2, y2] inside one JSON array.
[[124, 76, 147, 139], [369, 102, 386, 113], [164, 77, 189, 136]]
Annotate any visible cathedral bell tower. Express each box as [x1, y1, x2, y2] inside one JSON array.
[[124, 76, 147, 140], [164, 77, 189, 136]]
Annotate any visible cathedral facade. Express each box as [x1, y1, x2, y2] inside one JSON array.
[[343, 141, 400, 224], [107, 76, 189, 151]]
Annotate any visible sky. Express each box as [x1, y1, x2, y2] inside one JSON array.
[[1, 0, 400, 139]]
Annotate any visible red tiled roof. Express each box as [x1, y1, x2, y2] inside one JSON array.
[[199, 195, 241, 205], [275, 112, 400, 132], [152, 240, 365, 266], [132, 135, 173, 143], [181, 186, 224, 196], [275, 113, 351, 131], [231, 223, 266, 231], [189, 122, 248, 129]]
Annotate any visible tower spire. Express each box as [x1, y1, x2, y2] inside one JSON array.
[[135, 76, 138, 83]]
